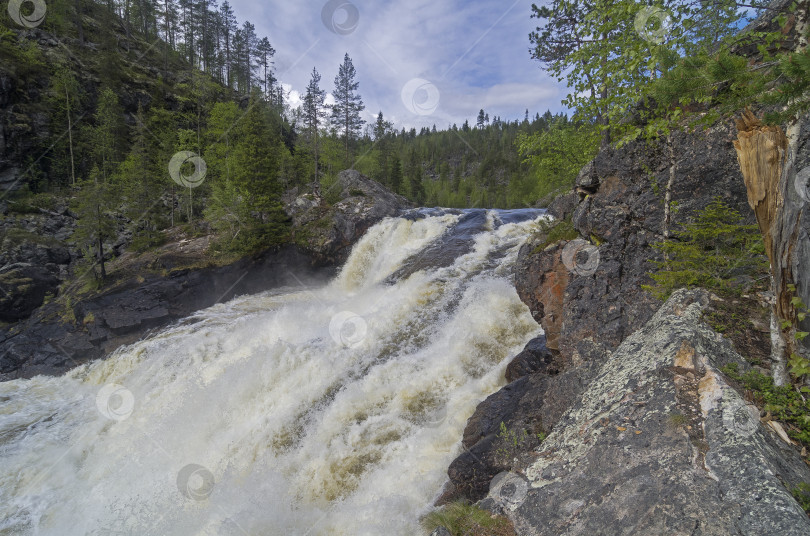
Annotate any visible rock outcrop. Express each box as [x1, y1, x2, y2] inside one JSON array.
[[487, 289, 810, 535], [0, 171, 403, 379], [0, 245, 334, 380], [0, 208, 75, 321], [286, 170, 411, 265], [514, 122, 752, 368]]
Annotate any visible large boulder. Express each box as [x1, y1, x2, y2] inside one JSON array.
[[493, 289, 810, 535], [442, 353, 599, 504], [286, 170, 411, 265]]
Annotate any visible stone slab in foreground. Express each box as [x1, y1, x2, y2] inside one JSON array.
[[494, 289, 810, 535]]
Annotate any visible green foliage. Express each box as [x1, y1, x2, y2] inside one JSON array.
[[531, 218, 579, 253], [204, 96, 290, 255], [517, 117, 599, 205], [420, 501, 514, 536], [722, 363, 810, 446], [6, 191, 58, 214], [71, 172, 117, 279], [529, 0, 746, 144], [645, 198, 768, 300], [637, 3, 803, 140], [783, 285, 810, 380]]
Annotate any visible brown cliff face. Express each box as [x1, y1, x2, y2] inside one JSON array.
[[513, 242, 568, 353]]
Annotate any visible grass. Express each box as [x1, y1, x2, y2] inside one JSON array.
[[421, 501, 516, 536], [495, 421, 546, 466]]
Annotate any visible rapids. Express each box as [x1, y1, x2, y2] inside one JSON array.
[[0, 208, 545, 535]]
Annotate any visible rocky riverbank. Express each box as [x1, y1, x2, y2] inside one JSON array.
[[435, 112, 810, 531], [0, 170, 409, 380]]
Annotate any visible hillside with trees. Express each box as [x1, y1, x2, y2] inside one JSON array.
[[0, 0, 593, 279]]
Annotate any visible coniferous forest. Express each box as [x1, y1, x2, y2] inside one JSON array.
[[0, 0, 596, 268]]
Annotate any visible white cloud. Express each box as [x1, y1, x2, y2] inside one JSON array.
[[230, 0, 568, 129]]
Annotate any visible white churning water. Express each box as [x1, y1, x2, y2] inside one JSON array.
[[0, 208, 545, 535]]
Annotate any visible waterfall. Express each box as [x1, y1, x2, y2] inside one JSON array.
[[0, 209, 545, 536]]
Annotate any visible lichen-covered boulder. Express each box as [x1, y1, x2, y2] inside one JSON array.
[[495, 289, 810, 535]]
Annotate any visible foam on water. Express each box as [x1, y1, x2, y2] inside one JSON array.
[[0, 209, 545, 536]]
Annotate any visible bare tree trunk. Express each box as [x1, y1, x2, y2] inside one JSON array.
[[663, 133, 676, 238], [733, 110, 794, 385], [96, 204, 106, 280]]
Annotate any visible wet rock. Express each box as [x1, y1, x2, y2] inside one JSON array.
[[504, 335, 557, 382], [0, 263, 59, 321], [0, 245, 335, 380], [497, 289, 810, 536], [444, 359, 601, 505]]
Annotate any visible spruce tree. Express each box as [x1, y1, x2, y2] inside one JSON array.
[[390, 154, 402, 195]]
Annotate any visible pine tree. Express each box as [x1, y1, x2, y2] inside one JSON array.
[[476, 109, 486, 129], [91, 88, 125, 184], [219, 1, 236, 87], [409, 166, 425, 205], [72, 168, 116, 281], [303, 67, 328, 183], [373, 111, 392, 184], [331, 53, 365, 168], [256, 37, 276, 98]]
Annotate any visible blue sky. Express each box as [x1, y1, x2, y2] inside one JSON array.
[[228, 0, 567, 130]]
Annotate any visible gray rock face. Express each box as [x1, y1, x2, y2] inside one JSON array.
[[495, 289, 810, 535], [515, 122, 752, 368], [0, 212, 75, 320], [286, 170, 411, 265]]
